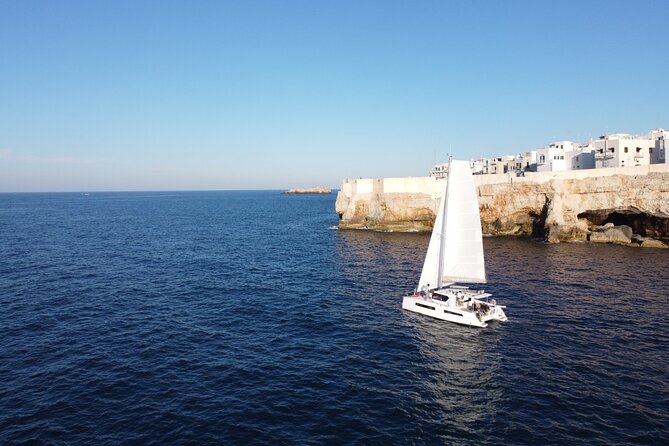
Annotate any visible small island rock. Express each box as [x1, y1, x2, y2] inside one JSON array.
[[284, 187, 331, 195]]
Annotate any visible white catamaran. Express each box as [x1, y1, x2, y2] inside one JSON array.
[[402, 159, 508, 327]]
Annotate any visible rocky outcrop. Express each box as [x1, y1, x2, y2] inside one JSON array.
[[336, 168, 669, 248], [284, 187, 331, 194], [589, 224, 633, 244], [633, 236, 668, 248]]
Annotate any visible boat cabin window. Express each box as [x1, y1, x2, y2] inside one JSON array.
[[444, 309, 464, 317]]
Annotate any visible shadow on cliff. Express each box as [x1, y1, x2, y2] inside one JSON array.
[[578, 208, 669, 239], [532, 198, 550, 239]]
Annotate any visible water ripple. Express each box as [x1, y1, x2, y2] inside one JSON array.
[[0, 192, 668, 445]]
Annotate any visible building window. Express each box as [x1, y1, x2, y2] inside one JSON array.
[[650, 147, 653, 154], [624, 147, 628, 153]]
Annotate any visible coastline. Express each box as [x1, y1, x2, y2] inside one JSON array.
[[335, 164, 669, 248]]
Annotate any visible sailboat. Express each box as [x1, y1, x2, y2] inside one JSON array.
[[402, 159, 508, 327]]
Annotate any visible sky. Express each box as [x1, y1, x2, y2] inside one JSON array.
[[1, 0, 668, 192]]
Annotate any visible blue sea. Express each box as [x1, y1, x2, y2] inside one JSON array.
[[1, 191, 668, 445]]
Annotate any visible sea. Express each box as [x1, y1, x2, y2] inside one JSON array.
[[1, 191, 668, 445]]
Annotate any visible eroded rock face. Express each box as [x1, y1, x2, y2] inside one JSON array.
[[336, 192, 437, 231], [336, 171, 669, 247]]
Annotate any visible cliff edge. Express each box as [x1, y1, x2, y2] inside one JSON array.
[[335, 165, 669, 247]]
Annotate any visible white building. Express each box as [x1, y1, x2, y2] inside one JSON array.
[[536, 141, 577, 172], [432, 156, 515, 178], [568, 144, 596, 170], [428, 128, 665, 177], [515, 150, 538, 172], [430, 162, 449, 178], [486, 156, 515, 174], [468, 157, 512, 175], [593, 134, 655, 168], [649, 128, 667, 164], [431, 159, 500, 177], [471, 158, 487, 175]]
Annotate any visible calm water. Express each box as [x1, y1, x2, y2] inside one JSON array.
[[1, 191, 668, 445]]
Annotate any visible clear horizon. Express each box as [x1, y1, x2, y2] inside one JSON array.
[[1, 0, 668, 193], [0, 187, 341, 194]]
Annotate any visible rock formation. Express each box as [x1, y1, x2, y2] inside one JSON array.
[[336, 168, 669, 248], [284, 187, 331, 194], [589, 224, 633, 245]]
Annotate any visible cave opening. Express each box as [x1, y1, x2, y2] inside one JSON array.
[[577, 208, 669, 239]]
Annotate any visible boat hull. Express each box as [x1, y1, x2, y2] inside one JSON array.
[[402, 293, 507, 328]]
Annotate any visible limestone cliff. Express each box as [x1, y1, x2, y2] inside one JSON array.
[[336, 166, 669, 247]]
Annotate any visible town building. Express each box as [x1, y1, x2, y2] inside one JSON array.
[[569, 144, 596, 170], [429, 162, 449, 179], [593, 134, 655, 168], [649, 129, 667, 164], [487, 156, 515, 174], [471, 158, 486, 175], [428, 128, 666, 177], [536, 141, 576, 172], [514, 150, 538, 172]]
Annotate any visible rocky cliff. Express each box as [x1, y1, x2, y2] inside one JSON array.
[[335, 166, 669, 248]]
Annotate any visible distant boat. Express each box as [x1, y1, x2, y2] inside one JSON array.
[[402, 159, 508, 327]]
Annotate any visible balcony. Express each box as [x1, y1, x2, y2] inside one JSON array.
[[595, 152, 614, 160]]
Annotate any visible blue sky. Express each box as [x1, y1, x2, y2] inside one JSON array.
[[1, 0, 667, 191]]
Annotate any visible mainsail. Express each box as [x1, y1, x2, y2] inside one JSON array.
[[417, 160, 486, 290]]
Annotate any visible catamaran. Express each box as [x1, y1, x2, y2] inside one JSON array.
[[402, 159, 508, 327]]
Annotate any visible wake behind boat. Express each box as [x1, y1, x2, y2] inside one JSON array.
[[402, 159, 507, 327]]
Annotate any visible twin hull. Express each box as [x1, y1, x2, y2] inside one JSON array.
[[402, 293, 507, 328]]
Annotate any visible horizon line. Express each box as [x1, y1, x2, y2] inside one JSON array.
[[0, 188, 341, 194]]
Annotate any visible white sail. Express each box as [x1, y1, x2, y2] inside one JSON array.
[[441, 160, 486, 283], [417, 159, 486, 290], [417, 179, 447, 290]]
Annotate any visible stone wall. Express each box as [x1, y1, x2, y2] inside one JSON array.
[[335, 164, 669, 247]]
